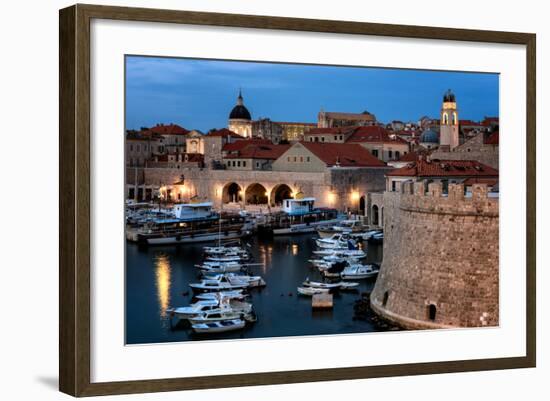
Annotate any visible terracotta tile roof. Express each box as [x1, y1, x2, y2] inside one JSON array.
[[459, 119, 483, 126], [346, 126, 409, 144], [462, 177, 499, 186], [126, 130, 163, 141], [482, 117, 499, 126], [223, 139, 272, 152], [207, 128, 244, 138], [484, 131, 499, 145], [299, 142, 386, 167], [224, 143, 291, 160], [397, 149, 432, 162], [148, 123, 189, 136], [387, 159, 499, 177]]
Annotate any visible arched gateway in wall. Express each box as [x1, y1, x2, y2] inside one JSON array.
[[245, 183, 268, 205], [222, 182, 242, 204], [270, 183, 293, 206]]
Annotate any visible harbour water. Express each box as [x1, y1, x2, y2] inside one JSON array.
[[126, 233, 384, 344]]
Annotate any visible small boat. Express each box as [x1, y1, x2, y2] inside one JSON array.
[[302, 280, 359, 290], [268, 197, 342, 235], [302, 280, 342, 289], [340, 264, 380, 279], [309, 255, 363, 269], [191, 319, 246, 334], [367, 232, 384, 244], [313, 249, 366, 259], [188, 310, 244, 324], [351, 229, 382, 241], [196, 261, 244, 273], [189, 277, 250, 293], [297, 286, 330, 296], [316, 220, 367, 238], [202, 273, 266, 288], [316, 235, 357, 249], [205, 255, 247, 263], [194, 290, 246, 300], [166, 300, 227, 319], [203, 246, 249, 256]]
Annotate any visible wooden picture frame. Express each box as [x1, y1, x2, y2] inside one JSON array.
[[59, 3, 536, 397]]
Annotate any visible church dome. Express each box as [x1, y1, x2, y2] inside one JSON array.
[[420, 129, 439, 144], [229, 105, 251, 120], [229, 90, 251, 120], [443, 89, 456, 102]]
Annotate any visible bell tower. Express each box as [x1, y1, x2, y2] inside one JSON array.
[[439, 89, 459, 151]]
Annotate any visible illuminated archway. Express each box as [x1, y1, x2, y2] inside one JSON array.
[[270, 184, 293, 206], [245, 183, 268, 205], [222, 182, 242, 204]]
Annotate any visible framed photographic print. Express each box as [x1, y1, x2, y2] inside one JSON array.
[[59, 4, 536, 397]]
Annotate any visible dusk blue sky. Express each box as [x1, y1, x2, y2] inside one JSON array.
[[125, 56, 499, 132]]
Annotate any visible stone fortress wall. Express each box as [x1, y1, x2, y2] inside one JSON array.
[[370, 180, 499, 329]]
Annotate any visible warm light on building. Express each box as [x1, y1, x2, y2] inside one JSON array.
[[327, 191, 336, 204], [351, 191, 360, 202]]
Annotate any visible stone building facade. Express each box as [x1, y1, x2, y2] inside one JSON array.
[[370, 180, 499, 329], [430, 131, 499, 170], [126, 164, 389, 212]]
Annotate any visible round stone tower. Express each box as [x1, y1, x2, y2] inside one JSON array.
[[370, 180, 499, 329]]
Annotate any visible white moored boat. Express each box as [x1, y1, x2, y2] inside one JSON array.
[[340, 264, 380, 280], [191, 319, 246, 334], [302, 280, 359, 290], [268, 196, 342, 235], [313, 249, 366, 258], [316, 220, 367, 238], [205, 255, 247, 263], [202, 273, 266, 288], [167, 300, 226, 320], [297, 287, 330, 296], [188, 310, 244, 325], [133, 202, 253, 245], [194, 290, 246, 300], [203, 246, 249, 256], [196, 261, 244, 273], [189, 277, 249, 293], [315, 234, 357, 249]]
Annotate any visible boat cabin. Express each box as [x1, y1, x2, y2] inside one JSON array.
[[282, 197, 316, 215], [173, 202, 216, 220]]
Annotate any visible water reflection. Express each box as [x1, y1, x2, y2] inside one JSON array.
[[258, 243, 273, 272], [291, 244, 299, 256], [154, 253, 171, 319]]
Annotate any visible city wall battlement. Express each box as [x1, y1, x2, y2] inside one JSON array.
[[397, 181, 499, 217], [370, 180, 499, 329]]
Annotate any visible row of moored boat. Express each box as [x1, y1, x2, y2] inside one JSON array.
[[167, 243, 265, 334]]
